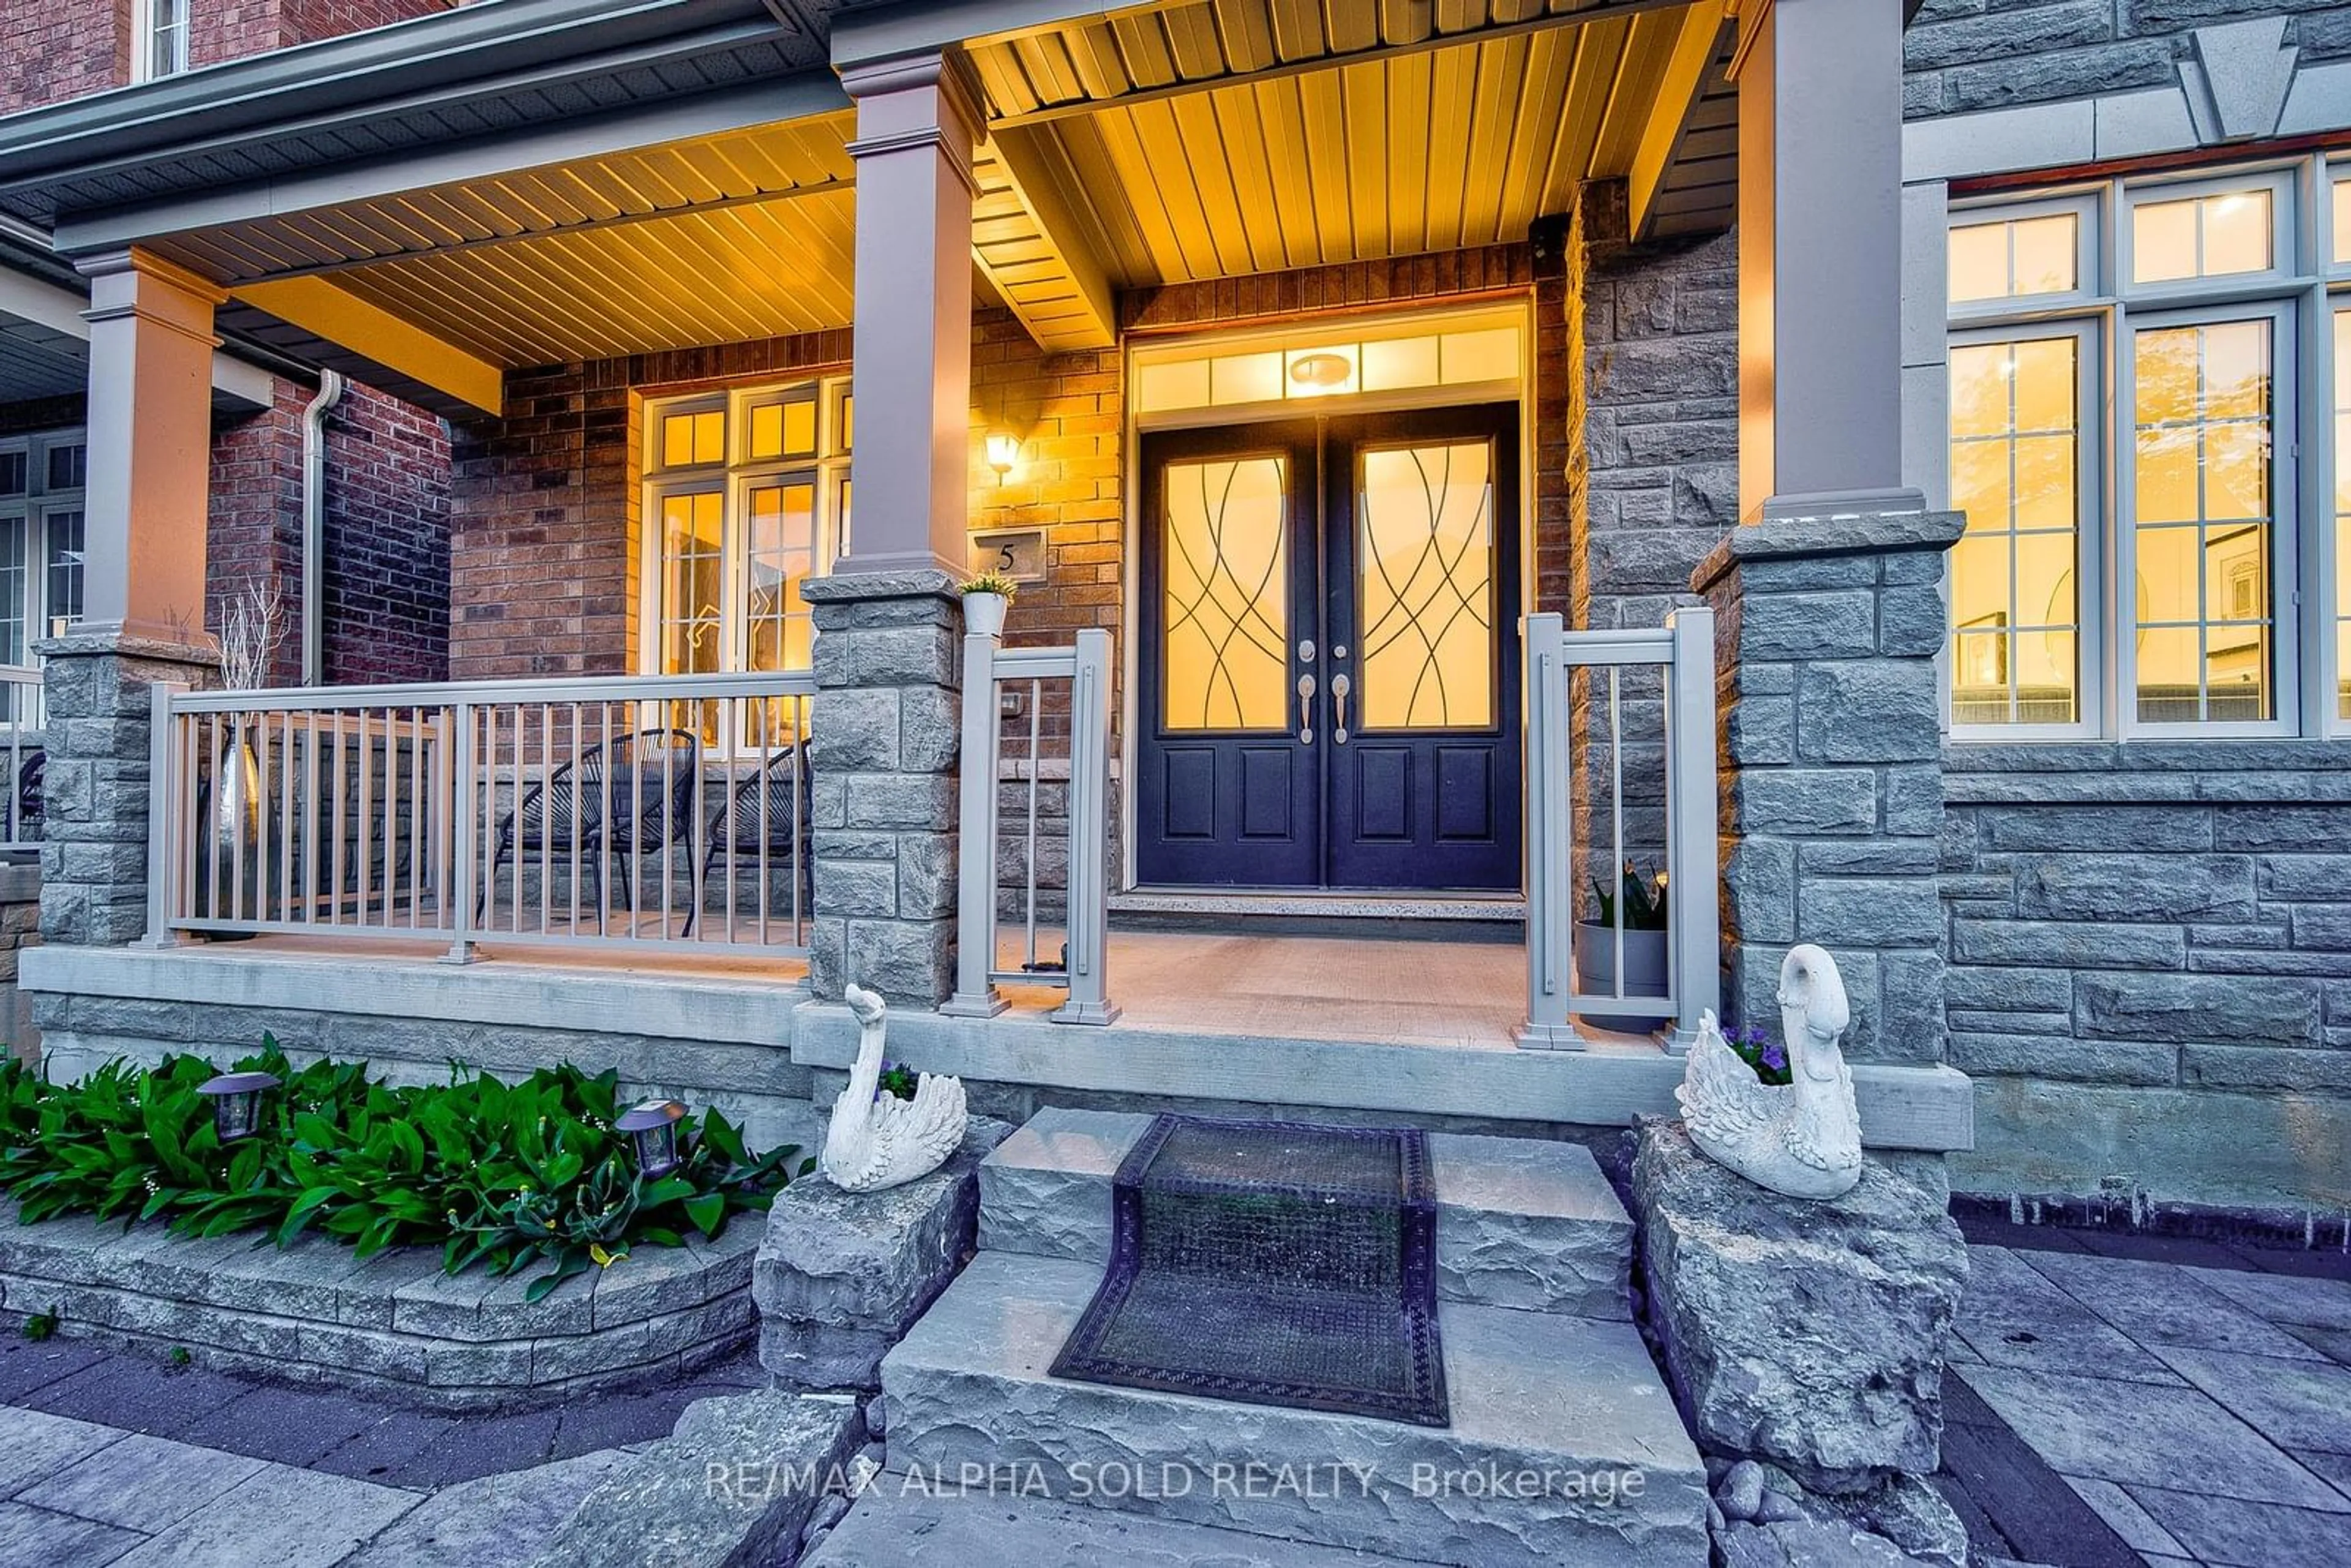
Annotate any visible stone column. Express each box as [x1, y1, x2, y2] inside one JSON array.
[[1736, 0, 1919, 523], [1694, 512, 1963, 1064], [838, 50, 981, 576], [40, 249, 225, 947], [800, 572, 961, 1008]]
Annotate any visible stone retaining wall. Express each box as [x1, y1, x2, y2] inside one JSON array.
[[0, 1202, 760, 1409]]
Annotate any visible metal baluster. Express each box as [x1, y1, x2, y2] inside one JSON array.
[[1024, 677, 1042, 973]]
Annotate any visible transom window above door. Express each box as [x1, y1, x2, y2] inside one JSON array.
[[1131, 307, 1524, 424], [1942, 162, 2347, 740], [641, 378, 850, 680]]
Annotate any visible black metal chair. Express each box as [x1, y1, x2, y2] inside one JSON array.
[[478, 728, 701, 931], [14, 751, 42, 843], [696, 744, 809, 937]]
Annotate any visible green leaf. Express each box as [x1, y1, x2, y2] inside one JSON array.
[[681, 1193, 726, 1239]]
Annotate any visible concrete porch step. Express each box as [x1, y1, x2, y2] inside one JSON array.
[[879, 1251, 1708, 1568], [978, 1108, 1635, 1319], [802, 1484, 1444, 1566]]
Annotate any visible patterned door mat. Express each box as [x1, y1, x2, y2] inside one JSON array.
[[1048, 1115, 1449, 1427]]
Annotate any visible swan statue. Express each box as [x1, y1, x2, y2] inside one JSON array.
[[819, 983, 969, 1193], [1676, 944, 1863, 1199]]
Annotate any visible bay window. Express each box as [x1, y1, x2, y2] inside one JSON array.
[[641, 378, 850, 681], [1945, 164, 2334, 738]]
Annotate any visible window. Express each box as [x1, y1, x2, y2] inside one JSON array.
[[1131, 307, 1524, 419], [0, 430, 88, 724], [133, 0, 190, 81], [1945, 169, 2323, 737], [641, 378, 850, 684]]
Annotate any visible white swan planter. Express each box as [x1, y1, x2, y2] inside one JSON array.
[[1676, 944, 1863, 1200], [819, 983, 968, 1193]]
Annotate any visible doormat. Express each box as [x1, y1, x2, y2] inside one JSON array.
[[1048, 1114, 1449, 1427]]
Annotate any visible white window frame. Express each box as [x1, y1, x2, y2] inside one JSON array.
[[637, 377, 849, 680], [130, 0, 190, 84], [1945, 160, 2332, 741], [1946, 318, 2105, 740], [0, 430, 88, 661], [2113, 297, 2300, 739]]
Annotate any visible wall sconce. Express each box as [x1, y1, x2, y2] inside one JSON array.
[[617, 1098, 690, 1179], [197, 1071, 282, 1144], [985, 432, 1020, 484]]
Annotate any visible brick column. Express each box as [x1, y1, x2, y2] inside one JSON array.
[[1694, 509, 1963, 1063], [801, 571, 962, 1008]]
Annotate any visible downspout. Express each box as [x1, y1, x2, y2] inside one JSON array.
[[300, 372, 347, 686]]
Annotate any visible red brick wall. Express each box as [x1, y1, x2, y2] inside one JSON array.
[[203, 378, 451, 686], [322, 381, 450, 684], [0, 0, 451, 108], [191, 0, 452, 69], [0, 0, 129, 113]]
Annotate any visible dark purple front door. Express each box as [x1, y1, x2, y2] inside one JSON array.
[[1135, 404, 1522, 892]]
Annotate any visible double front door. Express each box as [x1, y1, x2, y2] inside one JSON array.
[[1136, 403, 1522, 891]]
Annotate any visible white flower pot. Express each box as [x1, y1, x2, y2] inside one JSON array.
[[963, 591, 1009, 637]]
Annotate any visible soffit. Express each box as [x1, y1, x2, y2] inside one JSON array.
[[1021, 6, 1727, 287]]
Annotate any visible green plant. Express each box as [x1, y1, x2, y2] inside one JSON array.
[[1590, 861, 1669, 932], [168, 1346, 192, 1368], [874, 1061, 918, 1102], [1725, 1023, 1791, 1087], [959, 571, 1017, 599], [0, 1042, 806, 1303], [21, 1307, 56, 1341]]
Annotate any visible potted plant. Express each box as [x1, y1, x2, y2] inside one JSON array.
[[1574, 860, 1671, 1032], [960, 571, 1016, 637]]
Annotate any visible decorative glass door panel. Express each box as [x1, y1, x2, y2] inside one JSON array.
[[1137, 405, 1521, 891], [1355, 440, 1497, 731], [1161, 456, 1292, 731]]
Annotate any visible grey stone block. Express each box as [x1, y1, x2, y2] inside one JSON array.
[[754, 1120, 1011, 1390], [1738, 592, 1878, 662], [882, 1251, 1708, 1568], [1951, 918, 2188, 970], [1796, 663, 1941, 765], [1798, 878, 1944, 948], [977, 1109, 1637, 1319], [2016, 854, 2256, 922], [2076, 972, 2319, 1045], [804, 1485, 1447, 1567], [1631, 1122, 1968, 1493], [1734, 771, 1879, 836], [527, 1390, 866, 1568]]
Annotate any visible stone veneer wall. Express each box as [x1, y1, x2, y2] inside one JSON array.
[[1903, 0, 2351, 121], [1942, 746, 2351, 1207]]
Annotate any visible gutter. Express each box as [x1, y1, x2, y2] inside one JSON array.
[[301, 371, 347, 686]]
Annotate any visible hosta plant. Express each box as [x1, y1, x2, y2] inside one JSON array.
[[0, 1042, 809, 1302]]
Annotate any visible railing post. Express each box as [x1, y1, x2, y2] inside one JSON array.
[[942, 629, 1007, 1018], [137, 681, 188, 948], [441, 699, 479, 964], [1054, 628, 1120, 1026], [1665, 605, 1721, 1053], [1517, 614, 1582, 1049]]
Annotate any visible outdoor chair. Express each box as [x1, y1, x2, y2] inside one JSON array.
[[477, 727, 702, 932], [14, 751, 40, 843], [696, 743, 811, 936]]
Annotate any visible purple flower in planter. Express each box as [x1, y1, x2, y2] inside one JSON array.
[[1761, 1043, 1787, 1073]]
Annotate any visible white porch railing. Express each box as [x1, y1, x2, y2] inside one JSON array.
[[144, 672, 816, 958], [945, 627, 1118, 1024], [1521, 608, 1720, 1051], [0, 664, 43, 853]]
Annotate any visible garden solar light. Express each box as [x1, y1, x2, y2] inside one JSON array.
[[617, 1098, 690, 1178], [196, 1071, 280, 1144]]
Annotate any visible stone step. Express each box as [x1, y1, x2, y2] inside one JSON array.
[[879, 1251, 1708, 1568], [978, 1108, 1634, 1319], [803, 1484, 1444, 1566]]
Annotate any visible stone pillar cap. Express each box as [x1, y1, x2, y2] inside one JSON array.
[[800, 568, 964, 606], [1692, 511, 1965, 596]]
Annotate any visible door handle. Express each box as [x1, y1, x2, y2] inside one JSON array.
[[1296, 673, 1317, 746], [1331, 672, 1351, 746]]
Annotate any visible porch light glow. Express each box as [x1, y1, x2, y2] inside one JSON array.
[[195, 1071, 281, 1144], [985, 432, 1021, 482], [617, 1098, 690, 1179], [1288, 351, 1355, 391]]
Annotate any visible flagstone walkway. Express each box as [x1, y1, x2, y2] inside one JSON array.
[[0, 1225, 2340, 1566], [1937, 1217, 2351, 1568]]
